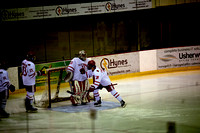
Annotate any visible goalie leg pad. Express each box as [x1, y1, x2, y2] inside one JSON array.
[[70, 80, 82, 105], [70, 80, 91, 105], [81, 80, 90, 103], [70, 95, 80, 106], [75, 80, 90, 103]]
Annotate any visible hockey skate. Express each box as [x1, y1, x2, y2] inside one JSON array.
[[81, 102, 87, 105], [0, 109, 10, 118], [72, 103, 78, 106], [120, 100, 126, 108], [94, 97, 101, 107], [27, 105, 38, 112], [25, 99, 38, 112]]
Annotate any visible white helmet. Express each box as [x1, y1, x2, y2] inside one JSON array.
[[79, 50, 87, 61]]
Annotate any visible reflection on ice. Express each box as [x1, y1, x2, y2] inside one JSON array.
[[1, 70, 200, 133]]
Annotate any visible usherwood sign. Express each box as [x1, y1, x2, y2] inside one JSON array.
[[157, 46, 200, 69], [92, 52, 139, 75]]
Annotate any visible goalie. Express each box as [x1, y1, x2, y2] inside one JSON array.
[[64, 50, 90, 106]]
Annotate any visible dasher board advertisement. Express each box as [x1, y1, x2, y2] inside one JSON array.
[[157, 46, 200, 69], [92, 52, 140, 75]]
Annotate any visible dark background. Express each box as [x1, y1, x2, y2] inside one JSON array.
[[0, 1, 200, 67]]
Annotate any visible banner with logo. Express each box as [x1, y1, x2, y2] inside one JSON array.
[[91, 52, 140, 75], [1, 0, 152, 21], [35, 61, 70, 86], [18, 60, 70, 88], [157, 46, 200, 69]]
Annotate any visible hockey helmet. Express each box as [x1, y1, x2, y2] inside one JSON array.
[[27, 51, 36, 62], [87, 60, 96, 70], [79, 50, 87, 61]]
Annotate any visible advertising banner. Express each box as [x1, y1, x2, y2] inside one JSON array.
[[35, 61, 70, 86], [55, 4, 77, 17], [92, 52, 139, 75], [1, 0, 152, 21], [43, 6, 57, 19], [157, 46, 200, 69], [91, 2, 110, 14], [104, 0, 122, 13], [136, 0, 152, 10], [21, 6, 45, 20], [1, 8, 19, 21], [18, 60, 70, 88], [79, 3, 93, 16]]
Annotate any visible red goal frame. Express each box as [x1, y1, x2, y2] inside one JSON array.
[[46, 67, 66, 108]]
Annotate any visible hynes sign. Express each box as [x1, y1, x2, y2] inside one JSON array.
[[100, 58, 128, 70]]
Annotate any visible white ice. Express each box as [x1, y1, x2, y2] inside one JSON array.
[[1, 69, 200, 133]]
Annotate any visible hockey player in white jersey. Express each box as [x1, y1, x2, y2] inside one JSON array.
[[65, 50, 90, 106], [0, 59, 15, 118], [22, 51, 41, 112], [87, 60, 126, 107]]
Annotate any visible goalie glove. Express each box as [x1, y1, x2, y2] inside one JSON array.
[[8, 84, 15, 92], [88, 84, 103, 92]]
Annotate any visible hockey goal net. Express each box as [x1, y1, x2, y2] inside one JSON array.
[[36, 67, 70, 108]]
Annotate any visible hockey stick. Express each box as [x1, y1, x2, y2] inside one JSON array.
[[66, 83, 118, 95], [33, 95, 36, 105], [53, 56, 67, 99], [62, 56, 73, 92], [53, 69, 63, 99], [62, 56, 67, 67]]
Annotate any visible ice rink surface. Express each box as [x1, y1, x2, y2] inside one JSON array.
[[1, 69, 200, 133]]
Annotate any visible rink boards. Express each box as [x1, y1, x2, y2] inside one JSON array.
[[7, 45, 200, 90]]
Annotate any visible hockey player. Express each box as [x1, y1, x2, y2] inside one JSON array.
[[64, 50, 90, 106], [22, 51, 41, 112], [87, 60, 126, 107], [0, 59, 15, 118]]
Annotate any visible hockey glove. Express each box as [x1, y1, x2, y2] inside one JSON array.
[[97, 84, 103, 90], [88, 86, 95, 92], [8, 84, 15, 92], [37, 70, 42, 76]]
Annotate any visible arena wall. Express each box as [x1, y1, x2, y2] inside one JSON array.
[[139, 50, 157, 72], [7, 45, 200, 90]]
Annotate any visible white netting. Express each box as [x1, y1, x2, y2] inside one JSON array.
[[35, 67, 70, 108]]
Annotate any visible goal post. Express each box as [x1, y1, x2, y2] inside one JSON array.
[[35, 66, 94, 108], [47, 67, 65, 108], [36, 66, 70, 108]]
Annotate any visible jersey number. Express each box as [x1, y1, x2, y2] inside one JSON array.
[[22, 64, 27, 76]]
